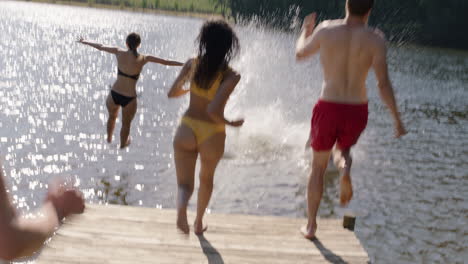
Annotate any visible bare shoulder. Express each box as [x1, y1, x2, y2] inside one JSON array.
[[224, 66, 241, 81], [315, 19, 345, 37], [360, 27, 386, 52], [183, 57, 197, 73], [186, 57, 196, 67], [319, 19, 343, 28], [366, 27, 386, 43], [115, 49, 125, 57]]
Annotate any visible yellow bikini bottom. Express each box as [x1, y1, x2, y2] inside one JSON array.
[[181, 116, 225, 145]]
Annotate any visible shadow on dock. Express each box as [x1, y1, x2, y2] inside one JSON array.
[[311, 238, 347, 264], [198, 235, 225, 264]]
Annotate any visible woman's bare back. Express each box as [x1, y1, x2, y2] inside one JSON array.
[[112, 50, 146, 97]]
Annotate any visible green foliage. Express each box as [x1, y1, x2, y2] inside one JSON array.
[[222, 0, 468, 49], [51, 0, 467, 49], [210, 0, 229, 16]]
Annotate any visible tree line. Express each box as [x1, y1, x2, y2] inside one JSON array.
[[219, 0, 468, 50]]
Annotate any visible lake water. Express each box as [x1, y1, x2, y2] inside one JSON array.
[[0, 1, 467, 263]]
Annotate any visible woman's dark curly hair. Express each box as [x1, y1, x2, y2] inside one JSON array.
[[193, 19, 240, 90]]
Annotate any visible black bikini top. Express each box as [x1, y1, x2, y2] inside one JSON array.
[[118, 68, 140, 80]]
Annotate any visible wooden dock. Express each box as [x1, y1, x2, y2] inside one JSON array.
[[37, 204, 369, 263]]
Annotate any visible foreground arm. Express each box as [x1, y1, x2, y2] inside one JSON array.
[[77, 37, 119, 54], [168, 59, 193, 98], [0, 169, 84, 261], [296, 13, 323, 60], [372, 38, 407, 138], [207, 69, 244, 127], [145, 55, 183, 66]]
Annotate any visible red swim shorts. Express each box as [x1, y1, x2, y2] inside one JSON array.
[[310, 100, 368, 151]]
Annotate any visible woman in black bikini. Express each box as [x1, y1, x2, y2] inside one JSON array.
[[78, 33, 183, 148]]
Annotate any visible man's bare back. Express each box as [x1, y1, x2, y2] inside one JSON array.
[[317, 19, 384, 103], [298, 16, 388, 104]]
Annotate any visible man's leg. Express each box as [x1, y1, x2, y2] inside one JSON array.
[[302, 150, 331, 239], [333, 147, 353, 206]]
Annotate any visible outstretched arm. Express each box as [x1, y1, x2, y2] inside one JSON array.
[[207, 69, 244, 127], [296, 13, 323, 61], [168, 59, 193, 98], [372, 37, 407, 138], [77, 37, 119, 54], [0, 169, 85, 261], [145, 55, 183, 66]]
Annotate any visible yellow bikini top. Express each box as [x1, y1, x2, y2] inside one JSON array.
[[190, 58, 227, 101]]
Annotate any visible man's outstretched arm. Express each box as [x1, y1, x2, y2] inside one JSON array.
[[0, 169, 84, 261], [372, 38, 407, 138], [296, 13, 323, 60]]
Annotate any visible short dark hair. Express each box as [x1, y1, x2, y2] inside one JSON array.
[[347, 0, 374, 16]]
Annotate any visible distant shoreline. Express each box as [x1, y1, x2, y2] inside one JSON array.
[[20, 0, 224, 20], [12, 1, 468, 52]]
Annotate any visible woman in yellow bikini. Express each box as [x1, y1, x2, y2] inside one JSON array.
[[168, 20, 243, 234]]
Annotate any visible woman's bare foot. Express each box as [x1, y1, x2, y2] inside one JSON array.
[[300, 223, 317, 240], [340, 173, 353, 206], [120, 138, 131, 149], [176, 209, 189, 234], [194, 219, 208, 235]]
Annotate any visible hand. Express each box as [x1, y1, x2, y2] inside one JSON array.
[[46, 180, 85, 220], [374, 28, 386, 39], [302, 12, 317, 37], [394, 119, 407, 138], [229, 119, 244, 127]]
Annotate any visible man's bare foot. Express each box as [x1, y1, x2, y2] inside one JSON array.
[[300, 223, 317, 240], [340, 173, 353, 206], [176, 209, 189, 234], [107, 135, 112, 143], [194, 220, 208, 236]]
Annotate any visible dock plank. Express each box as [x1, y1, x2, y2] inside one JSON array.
[[37, 204, 368, 263]]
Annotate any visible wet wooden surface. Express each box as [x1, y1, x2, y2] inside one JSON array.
[[37, 204, 369, 263]]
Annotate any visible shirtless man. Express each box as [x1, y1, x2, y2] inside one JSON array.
[[296, 0, 406, 239], [0, 167, 84, 260]]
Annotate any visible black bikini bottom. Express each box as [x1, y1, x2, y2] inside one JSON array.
[[111, 90, 135, 107]]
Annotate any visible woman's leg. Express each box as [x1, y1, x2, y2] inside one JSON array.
[[120, 99, 137, 148], [173, 124, 198, 234], [106, 94, 120, 143], [194, 132, 225, 235]]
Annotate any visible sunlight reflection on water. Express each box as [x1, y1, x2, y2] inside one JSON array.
[[1, 1, 467, 263]]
